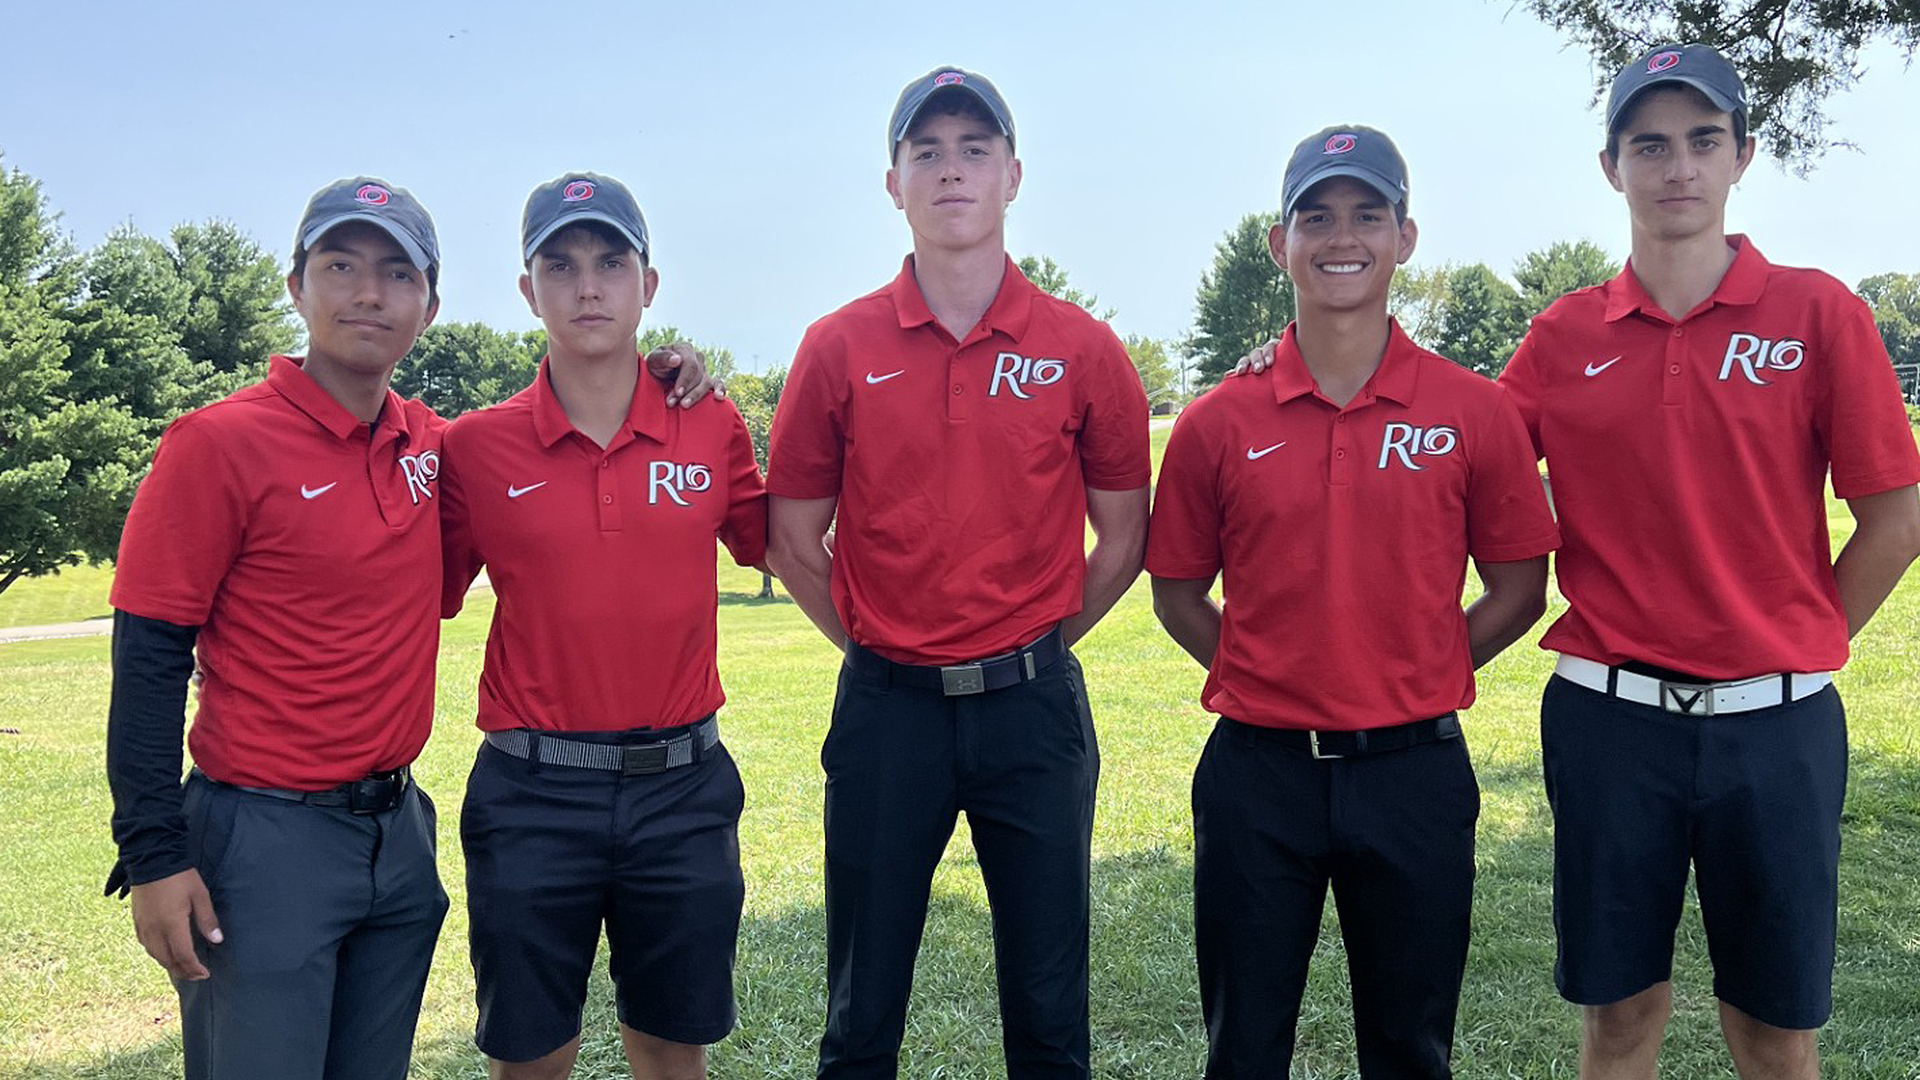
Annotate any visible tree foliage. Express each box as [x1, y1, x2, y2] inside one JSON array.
[[727, 367, 786, 598], [1512, 239, 1620, 315], [1186, 214, 1293, 386], [1430, 264, 1530, 378], [1016, 254, 1118, 321], [1124, 335, 1180, 408], [1389, 263, 1456, 344], [1521, 0, 1920, 171], [394, 322, 543, 417]]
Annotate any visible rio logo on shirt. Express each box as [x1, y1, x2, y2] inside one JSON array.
[[649, 461, 712, 506], [399, 450, 440, 504], [989, 352, 1067, 399], [1378, 422, 1459, 471], [1718, 333, 1806, 385]]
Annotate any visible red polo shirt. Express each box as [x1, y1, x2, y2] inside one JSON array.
[[111, 356, 445, 789], [440, 359, 767, 731], [1500, 236, 1920, 678], [1148, 322, 1560, 730], [767, 256, 1151, 665]]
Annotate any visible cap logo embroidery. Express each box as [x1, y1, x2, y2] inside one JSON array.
[[1647, 50, 1683, 73], [934, 71, 966, 86], [1324, 133, 1357, 155], [355, 184, 391, 207], [562, 180, 595, 202]]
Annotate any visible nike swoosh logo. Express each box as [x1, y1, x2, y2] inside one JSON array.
[[507, 482, 549, 499], [1246, 443, 1287, 460], [865, 370, 905, 384], [1584, 356, 1622, 376], [300, 482, 337, 500]]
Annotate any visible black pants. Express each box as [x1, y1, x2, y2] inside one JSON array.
[[1193, 717, 1479, 1080], [817, 648, 1099, 1080]]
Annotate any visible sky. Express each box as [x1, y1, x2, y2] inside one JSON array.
[[3, 0, 1916, 373]]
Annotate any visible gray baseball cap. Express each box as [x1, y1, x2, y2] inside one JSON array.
[[888, 66, 1015, 157], [521, 172, 650, 263], [1281, 126, 1409, 220], [295, 177, 439, 271], [1606, 43, 1747, 132]]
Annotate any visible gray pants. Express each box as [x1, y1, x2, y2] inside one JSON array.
[[177, 772, 449, 1080]]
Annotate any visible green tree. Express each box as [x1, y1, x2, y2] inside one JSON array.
[[728, 367, 786, 598], [394, 321, 542, 417], [1389, 263, 1456, 344], [1185, 213, 1293, 386], [1512, 239, 1620, 316], [1859, 272, 1920, 402], [1431, 264, 1528, 378], [1016, 255, 1118, 321], [170, 221, 298, 393], [1124, 335, 1179, 409], [640, 324, 737, 381], [1521, 0, 1920, 171], [62, 227, 208, 424]]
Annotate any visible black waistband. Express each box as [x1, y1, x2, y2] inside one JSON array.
[[1226, 713, 1461, 759], [845, 626, 1065, 696], [198, 766, 413, 814]]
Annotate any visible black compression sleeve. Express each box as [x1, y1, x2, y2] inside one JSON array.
[[104, 609, 198, 897]]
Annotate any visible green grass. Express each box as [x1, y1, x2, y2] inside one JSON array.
[[0, 564, 115, 629], [3, 458, 1919, 1078]]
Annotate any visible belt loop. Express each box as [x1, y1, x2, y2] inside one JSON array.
[[527, 731, 543, 775], [1352, 729, 1370, 754], [1781, 673, 1792, 700], [1606, 666, 1619, 696]]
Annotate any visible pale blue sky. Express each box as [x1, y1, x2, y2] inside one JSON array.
[[5, 0, 1916, 372]]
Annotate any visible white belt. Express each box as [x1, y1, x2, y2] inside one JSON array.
[[1553, 654, 1832, 716]]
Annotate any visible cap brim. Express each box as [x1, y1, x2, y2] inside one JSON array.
[[300, 212, 434, 271], [1608, 76, 1742, 130], [1283, 163, 1406, 218], [521, 211, 649, 262]]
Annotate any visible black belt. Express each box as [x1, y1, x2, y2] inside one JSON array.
[[484, 715, 719, 775], [845, 626, 1065, 696], [1229, 713, 1461, 760], [199, 766, 414, 814]]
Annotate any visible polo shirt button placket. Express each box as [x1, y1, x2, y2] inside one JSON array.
[[1664, 327, 1686, 406]]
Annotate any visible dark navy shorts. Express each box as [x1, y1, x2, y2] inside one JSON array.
[[460, 727, 746, 1062], [1541, 674, 1846, 1029]]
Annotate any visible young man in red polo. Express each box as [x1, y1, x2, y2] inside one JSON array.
[[765, 67, 1151, 1080], [105, 177, 451, 1080], [439, 172, 766, 1080], [1497, 45, 1920, 1079], [1151, 127, 1560, 1079]]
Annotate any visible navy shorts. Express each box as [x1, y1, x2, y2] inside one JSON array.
[[460, 726, 746, 1062], [1541, 674, 1846, 1029]]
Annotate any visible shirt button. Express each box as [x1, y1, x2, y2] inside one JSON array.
[[602, 494, 614, 504], [1672, 328, 1683, 337], [601, 460, 610, 469], [1668, 364, 1681, 375], [1336, 415, 1346, 424], [953, 385, 963, 395], [1335, 448, 1347, 459]]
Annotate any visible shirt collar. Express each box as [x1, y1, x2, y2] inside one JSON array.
[[529, 354, 669, 449], [266, 355, 403, 441], [887, 254, 1037, 343], [1602, 233, 1770, 323], [1267, 318, 1422, 408]]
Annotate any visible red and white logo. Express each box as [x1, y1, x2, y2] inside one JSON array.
[[648, 461, 712, 506], [1647, 50, 1683, 73], [934, 71, 966, 87], [1378, 422, 1459, 471], [988, 352, 1067, 400], [1324, 133, 1358, 155], [562, 180, 595, 202], [398, 449, 440, 504], [355, 183, 391, 206], [1718, 333, 1805, 385]]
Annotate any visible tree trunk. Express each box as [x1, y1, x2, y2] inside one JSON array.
[[758, 571, 775, 600]]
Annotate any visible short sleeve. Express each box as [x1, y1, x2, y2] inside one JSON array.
[[718, 402, 769, 567], [1145, 404, 1224, 580], [109, 416, 248, 626], [1820, 295, 1920, 499], [438, 420, 483, 619], [1496, 329, 1547, 460], [766, 326, 847, 500], [1466, 388, 1562, 563], [1079, 334, 1152, 491]]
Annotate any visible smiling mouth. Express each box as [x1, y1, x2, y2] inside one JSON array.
[[1319, 263, 1367, 274]]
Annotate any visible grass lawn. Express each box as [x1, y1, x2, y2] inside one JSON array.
[[3, 439, 1918, 1078], [0, 564, 115, 629]]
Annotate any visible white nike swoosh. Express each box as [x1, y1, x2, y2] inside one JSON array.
[[507, 482, 549, 499], [300, 482, 337, 500], [865, 370, 905, 384], [1584, 356, 1622, 376], [1246, 443, 1287, 460]]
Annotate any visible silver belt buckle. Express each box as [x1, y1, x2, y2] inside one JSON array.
[[1660, 680, 1714, 715], [1309, 731, 1343, 760], [940, 664, 986, 696]]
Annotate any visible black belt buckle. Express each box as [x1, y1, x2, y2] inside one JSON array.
[[622, 740, 673, 776], [346, 771, 405, 814]]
